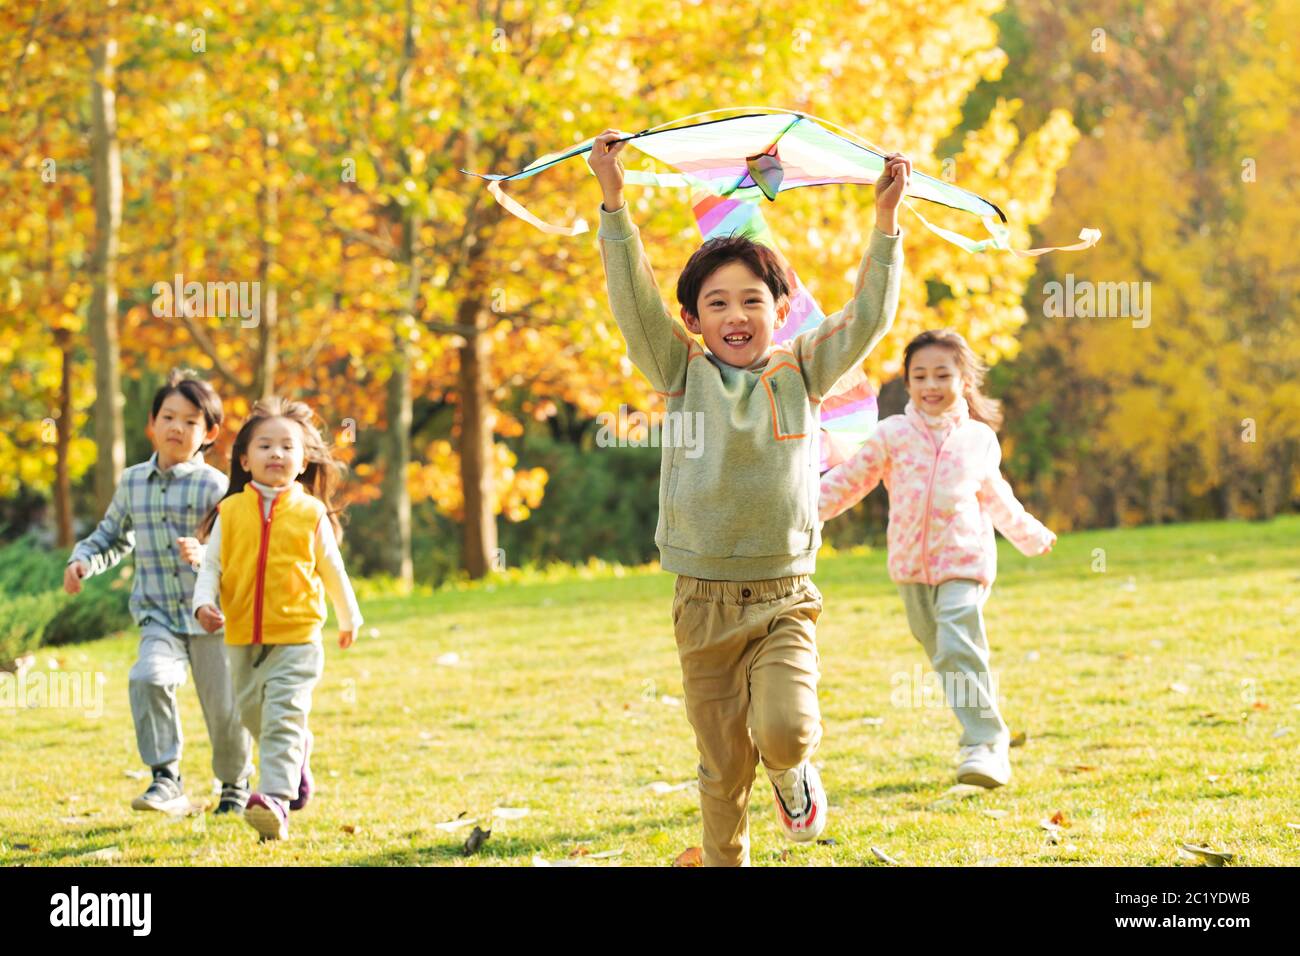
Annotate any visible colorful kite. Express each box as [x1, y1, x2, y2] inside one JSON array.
[[462, 107, 1100, 471]]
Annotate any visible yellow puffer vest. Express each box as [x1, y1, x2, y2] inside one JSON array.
[[219, 482, 327, 645]]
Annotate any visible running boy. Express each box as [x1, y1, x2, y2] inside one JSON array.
[[591, 128, 908, 865], [64, 370, 254, 815]]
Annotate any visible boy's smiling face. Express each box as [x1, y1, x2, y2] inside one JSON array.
[[681, 260, 790, 369]]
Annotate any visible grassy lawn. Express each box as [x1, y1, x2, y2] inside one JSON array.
[[1, 516, 1297, 866]]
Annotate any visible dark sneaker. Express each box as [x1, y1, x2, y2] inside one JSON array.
[[215, 780, 251, 815], [290, 731, 313, 812], [244, 793, 289, 840], [130, 769, 190, 814]]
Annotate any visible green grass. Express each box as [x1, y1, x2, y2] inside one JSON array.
[[2, 516, 1298, 866]]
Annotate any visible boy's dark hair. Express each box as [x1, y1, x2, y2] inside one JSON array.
[[150, 369, 223, 452], [675, 234, 791, 317]]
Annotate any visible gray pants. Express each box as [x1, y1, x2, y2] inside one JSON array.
[[897, 579, 1009, 749], [226, 642, 324, 801], [128, 624, 254, 784]]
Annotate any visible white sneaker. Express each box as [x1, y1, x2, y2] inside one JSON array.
[[768, 761, 827, 842], [957, 742, 1011, 788]]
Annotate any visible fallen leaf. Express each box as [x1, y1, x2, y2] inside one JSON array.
[[436, 652, 461, 667], [587, 849, 624, 860], [1169, 682, 1190, 695], [462, 826, 491, 856], [569, 846, 591, 857], [435, 816, 476, 833], [492, 807, 530, 820], [1179, 843, 1234, 866], [1050, 810, 1070, 827], [870, 846, 900, 865], [976, 856, 1000, 866], [1009, 730, 1028, 748], [532, 855, 584, 867], [644, 780, 695, 795], [1060, 765, 1097, 774], [79, 846, 121, 861], [817, 838, 837, 846], [341, 824, 358, 835], [673, 846, 702, 867], [983, 809, 1008, 820], [1252, 701, 1269, 711], [861, 716, 885, 726]]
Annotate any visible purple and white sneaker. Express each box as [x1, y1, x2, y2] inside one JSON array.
[[290, 730, 314, 812], [244, 793, 289, 840]]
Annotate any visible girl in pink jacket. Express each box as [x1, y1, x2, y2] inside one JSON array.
[[819, 329, 1055, 788]]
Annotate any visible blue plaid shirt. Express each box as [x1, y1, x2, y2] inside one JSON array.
[[68, 452, 229, 636]]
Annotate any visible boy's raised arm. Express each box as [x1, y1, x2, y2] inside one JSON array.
[[792, 152, 910, 400], [591, 128, 689, 395]]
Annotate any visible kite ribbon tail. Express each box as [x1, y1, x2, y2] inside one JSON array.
[[980, 217, 1103, 257], [901, 199, 1102, 256], [486, 180, 589, 237]]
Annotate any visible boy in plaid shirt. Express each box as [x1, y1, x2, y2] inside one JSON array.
[[64, 371, 253, 814]]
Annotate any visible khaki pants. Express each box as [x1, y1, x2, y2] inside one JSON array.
[[226, 641, 324, 801], [672, 574, 823, 867]]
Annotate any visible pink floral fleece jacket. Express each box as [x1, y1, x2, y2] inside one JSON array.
[[819, 395, 1056, 587]]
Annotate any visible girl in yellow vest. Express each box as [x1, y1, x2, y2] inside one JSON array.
[[193, 397, 362, 841]]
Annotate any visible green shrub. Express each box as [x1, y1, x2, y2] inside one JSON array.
[[0, 591, 68, 668], [0, 537, 134, 651]]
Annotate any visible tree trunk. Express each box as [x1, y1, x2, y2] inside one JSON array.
[[54, 329, 74, 548], [252, 127, 279, 401], [88, 34, 124, 513], [380, 329, 413, 586], [376, 209, 419, 588], [372, 0, 418, 588], [457, 297, 497, 578]]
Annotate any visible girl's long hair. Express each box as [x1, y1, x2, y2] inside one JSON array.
[[198, 396, 346, 542], [903, 328, 1004, 431]]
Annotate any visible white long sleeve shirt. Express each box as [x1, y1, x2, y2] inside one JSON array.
[[192, 480, 363, 632]]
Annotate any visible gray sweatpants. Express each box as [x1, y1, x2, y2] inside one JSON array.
[[897, 579, 1009, 749], [128, 623, 254, 784], [226, 642, 324, 801]]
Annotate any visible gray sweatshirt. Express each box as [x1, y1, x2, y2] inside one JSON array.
[[597, 202, 903, 581]]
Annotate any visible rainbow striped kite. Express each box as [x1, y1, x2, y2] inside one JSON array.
[[462, 108, 1100, 471]]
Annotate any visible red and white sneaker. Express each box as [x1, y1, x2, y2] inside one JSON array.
[[244, 793, 289, 841], [768, 761, 827, 842]]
